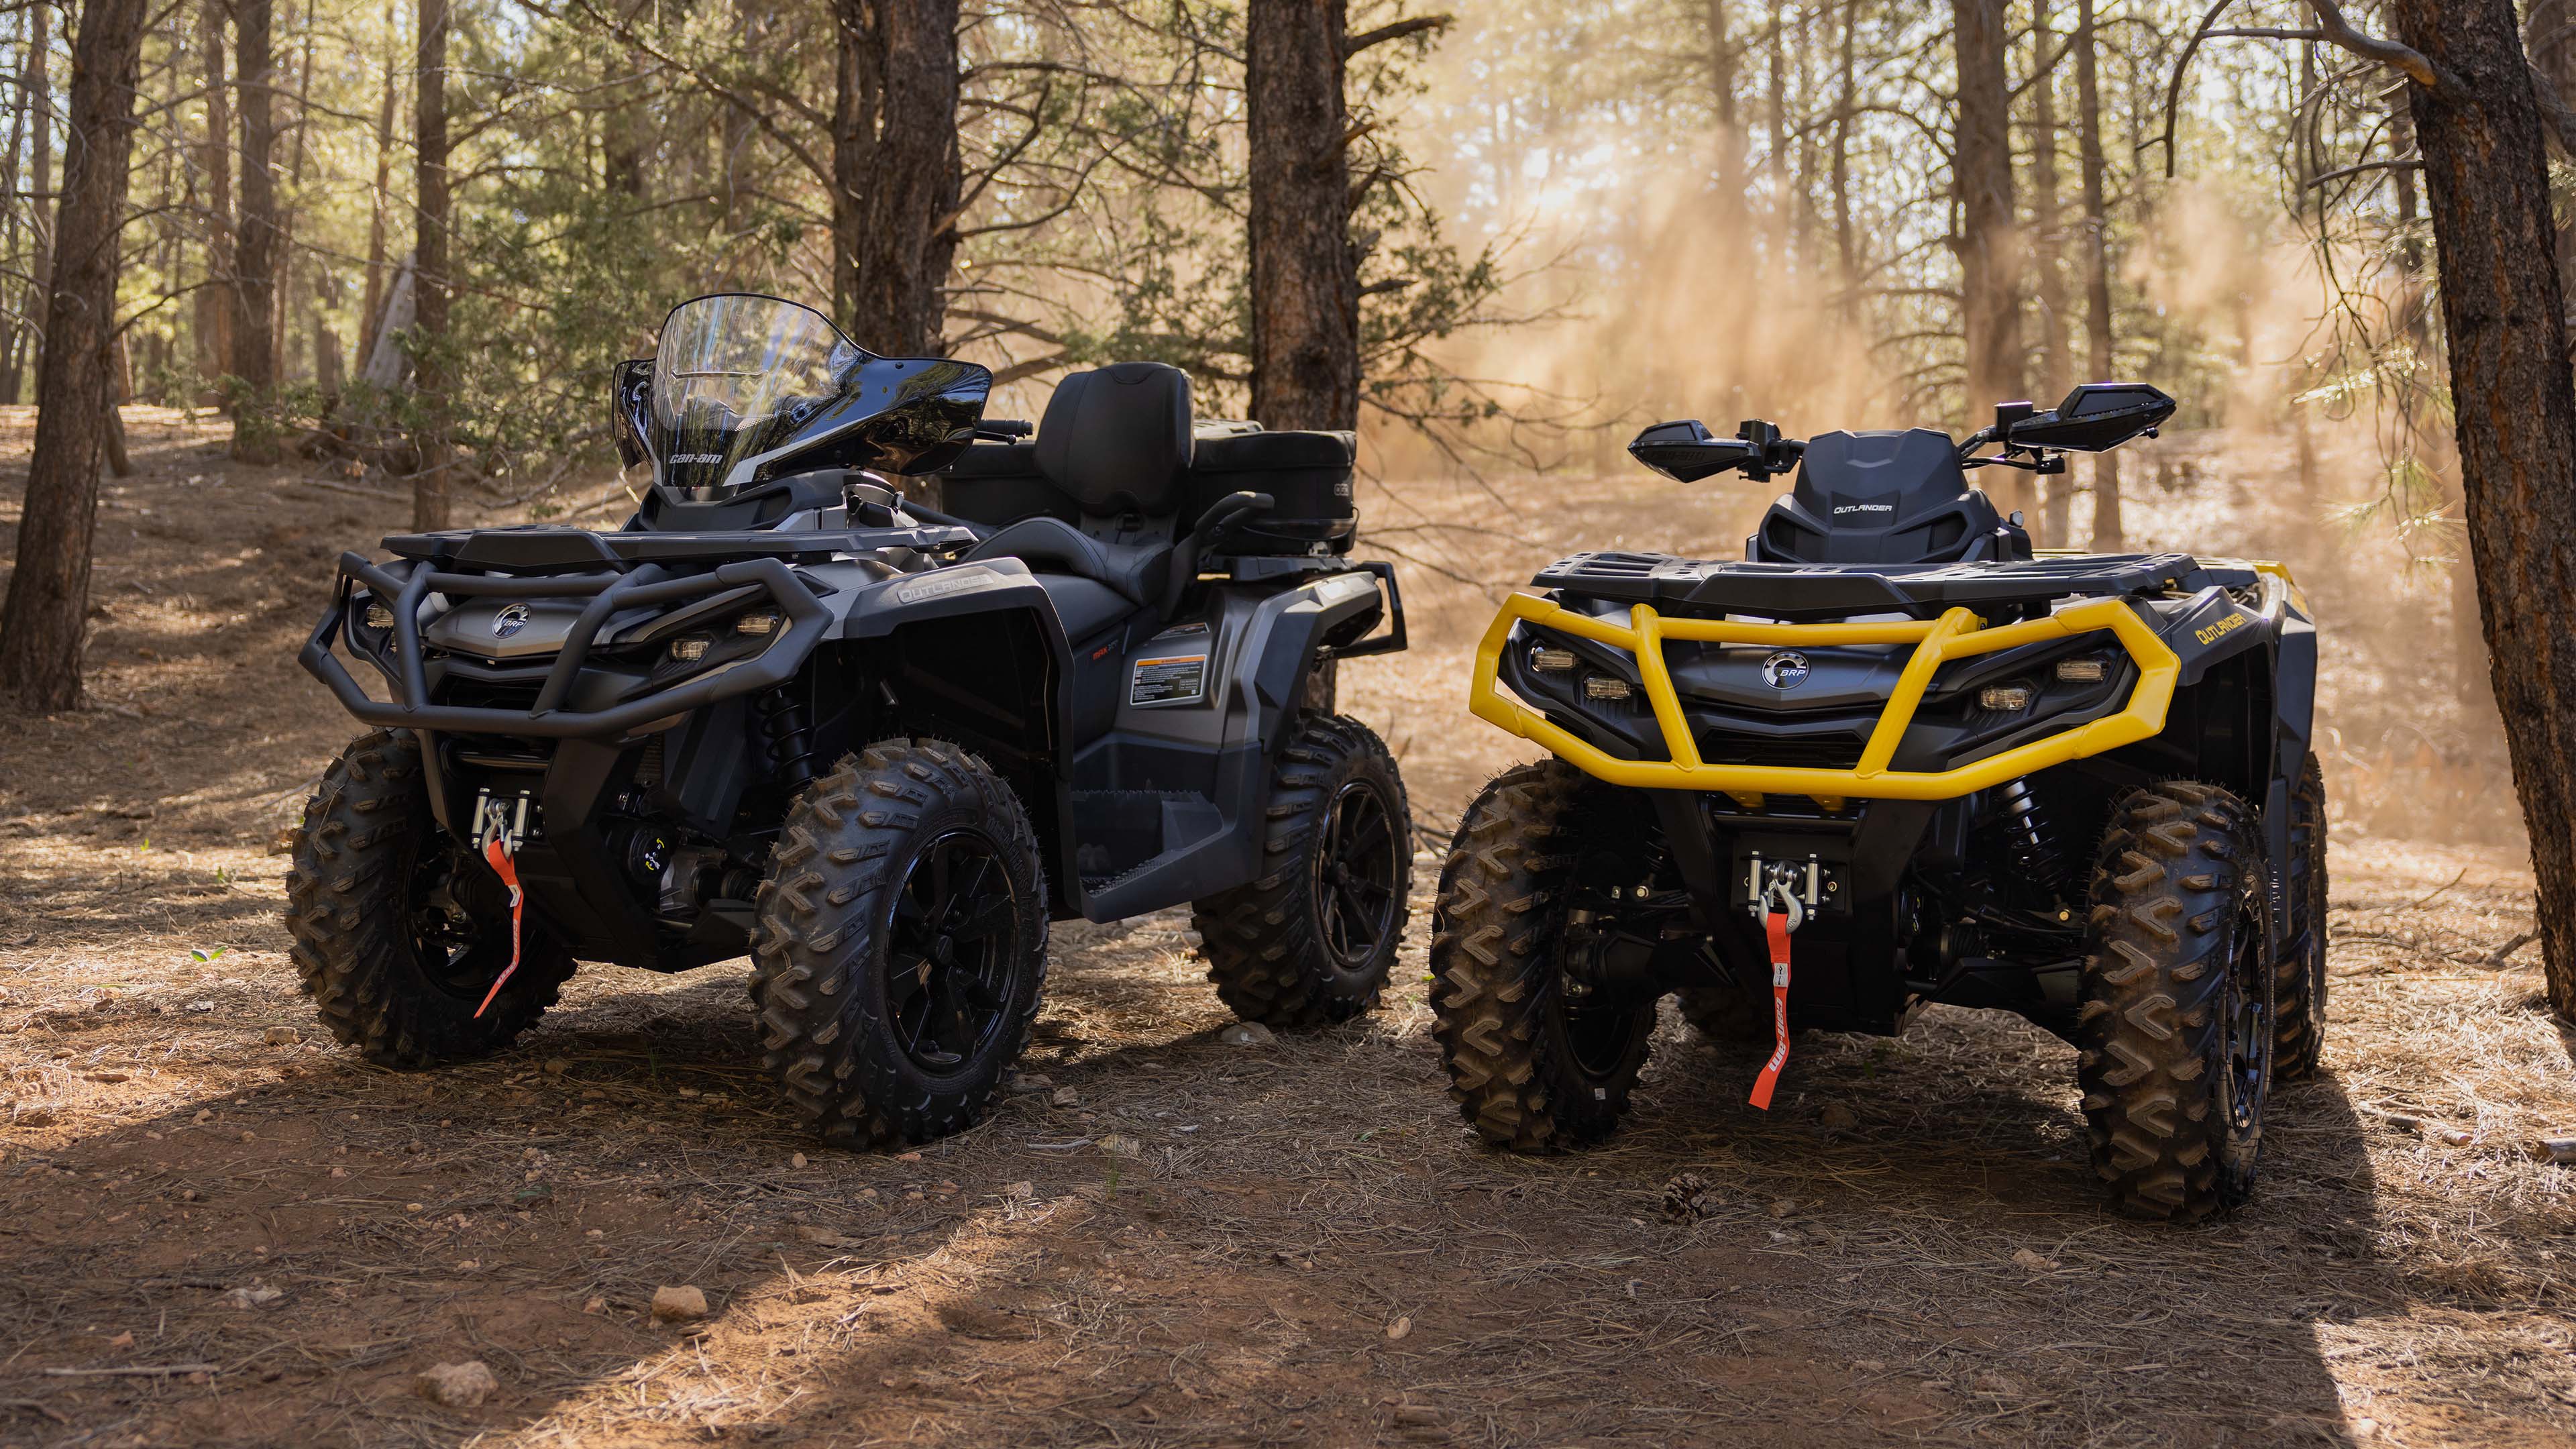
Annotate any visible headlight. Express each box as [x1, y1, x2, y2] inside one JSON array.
[[736, 612, 780, 637], [1583, 675, 1633, 701], [2054, 658, 2108, 684], [1529, 645, 1576, 672], [670, 637, 710, 662], [363, 602, 395, 630], [1978, 686, 2031, 712]]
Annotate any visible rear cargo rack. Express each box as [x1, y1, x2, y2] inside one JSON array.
[[1470, 594, 2181, 806]]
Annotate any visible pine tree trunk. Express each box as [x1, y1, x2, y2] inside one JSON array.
[[0, 0, 150, 710], [2385, 0, 2576, 1016], [829, 0, 959, 357], [0, 2, 48, 406], [2029, 0, 2070, 546], [1830, 0, 1856, 319], [413, 0, 451, 529], [193, 0, 232, 397], [2074, 0, 2119, 550], [357, 0, 395, 370], [21, 1, 52, 398], [1246, 0, 1357, 431], [1953, 0, 2025, 513], [229, 0, 278, 460]]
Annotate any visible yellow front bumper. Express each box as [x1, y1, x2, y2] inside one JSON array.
[[1468, 594, 2181, 807]]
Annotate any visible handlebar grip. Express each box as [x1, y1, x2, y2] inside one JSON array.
[[975, 419, 1034, 440]]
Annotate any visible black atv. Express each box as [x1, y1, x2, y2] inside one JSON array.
[[1431, 384, 2324, 1221], [288, 294, 1411, 1146]]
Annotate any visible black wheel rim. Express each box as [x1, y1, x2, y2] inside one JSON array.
[[2221, 886, 2271, 1132], [405, 835, 517, 1001], [883, 830, 1020, 1075], [1312, 779, 1401, 969]]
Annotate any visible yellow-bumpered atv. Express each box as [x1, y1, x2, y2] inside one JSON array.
[[1430, 385, 2326, 1222]]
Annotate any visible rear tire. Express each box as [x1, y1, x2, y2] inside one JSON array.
[[2077, 780, 2275, 1222], [1191, 715, 1411, 1028], [750, 740, 1050, 1148], [284, 729, 575, 1067], [1429, 760, 1658, 1151], [2274, 753, 2330, 1079]]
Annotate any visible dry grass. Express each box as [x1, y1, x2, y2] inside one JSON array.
[[0, 413, 2569, 1447]]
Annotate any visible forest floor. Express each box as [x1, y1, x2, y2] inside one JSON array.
[[0, 407, 2571, 1448]]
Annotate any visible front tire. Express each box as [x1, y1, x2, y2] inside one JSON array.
[[1429, 760, 1658, 1151], [1191, 715, 1411, 1028], [750, 740, 1049, 1148], [2078, 780, 2275, 1222], [284, 729, 576, 1067], [2274, 753, 2330, 1079]]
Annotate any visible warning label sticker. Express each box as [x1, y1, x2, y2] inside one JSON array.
[[1130, 653, 1208, 706]]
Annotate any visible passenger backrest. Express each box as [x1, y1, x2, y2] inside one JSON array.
[[1034, 362, 1194, 517]]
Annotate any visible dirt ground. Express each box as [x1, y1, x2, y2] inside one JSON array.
[[1, 407, 2573, 1448]]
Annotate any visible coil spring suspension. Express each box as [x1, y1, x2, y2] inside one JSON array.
[[1994, 777, 2065, 897], [756, 687, 816, 792]]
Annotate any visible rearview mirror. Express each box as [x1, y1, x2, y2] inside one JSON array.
[[1629, 420, 1760, 482], [2006, 382, 2176, 453]]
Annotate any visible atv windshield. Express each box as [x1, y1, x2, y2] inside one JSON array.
[[621, 294, 995, 496], [650, 295, 867, 494]]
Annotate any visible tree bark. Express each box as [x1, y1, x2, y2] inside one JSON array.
[[1953, 0, 2026, 514], [1247, 0, 1357, 431], [230, 0, 278, 459], [17, 1, 53, 401], [1830, 0, 1856, 317], [2383, 0, 2576, 1015], [413, 0, 451, 529], [357, 0, 396, 370], [829, 0, 959, 357], [2074, 0, 2119, 549], [193, 0, 233, 396], [0, 0, 151, 710]]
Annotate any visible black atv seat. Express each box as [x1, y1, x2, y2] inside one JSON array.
[[1748, 427, 2030, 566], [962, 362, 1191, 608]]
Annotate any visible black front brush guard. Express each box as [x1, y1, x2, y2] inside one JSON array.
[[302, 551, 833, 739]]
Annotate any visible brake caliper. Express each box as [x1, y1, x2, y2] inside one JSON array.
[[1747, 862, 1805, 1110]]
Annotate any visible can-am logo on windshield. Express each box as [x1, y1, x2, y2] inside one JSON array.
[[490, 604, 531, 639], [1762, 651, 1811, 689]]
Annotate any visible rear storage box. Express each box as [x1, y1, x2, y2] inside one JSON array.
[[1184, 425, 1357, 555], [936, 441, 1079, 527]]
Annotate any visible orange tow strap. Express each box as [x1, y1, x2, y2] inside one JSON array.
[[472, 839, 525, 1020], [1748, 909, 1793, 1110]]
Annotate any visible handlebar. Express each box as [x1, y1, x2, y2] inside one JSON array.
[[975, 419, 1033, 441]]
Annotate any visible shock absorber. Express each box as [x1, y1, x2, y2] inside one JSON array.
[[756, 686, 816, 792], [1994, 777, 2065, 898]]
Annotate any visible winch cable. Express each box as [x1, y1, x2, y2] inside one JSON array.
[[472, 839, 527, 1020], [1748, 873, 1804, 1110]]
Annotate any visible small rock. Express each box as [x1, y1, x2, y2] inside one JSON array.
[[238, 1130, 256, 1142], [329, 1167, 346, 1179], [896, 1150, 922, 1163], [107, 1330, 133, 1349], [1385, 1314, 1412, 1340], [1051, 1086, 1080, 1108], [2010, 1247, 2059, 1272], [1002, 1181, 1036, 1200], [1766, 1198, 1796, 1220], [651, 1285, 710, 1323], [1391, 1403, 1442, 1427], [415, 1360, 498, 1408], [1817, 1102, 1858, 1131], [1218, 1022, 1277, 1047], [1097, 1134, 1144, 1159], [582, 1296, 606, 1314], [790, 1152, 809, 1169], [794, 1226, 855, 1248], [1660, 1172, 1717, 1221], [263, 1026, 301, 1046], [2432, 1126, 2475, 1147], [219, 1286, 283, 1309], [13, 1105, 53, 1127], [191, 1110, 213, 1125], [543, 1059, 570, 1076], [586, 1228, 605, 1239], [1006, 1072, 1054, 1094], [184, 1000, 215, 1014]]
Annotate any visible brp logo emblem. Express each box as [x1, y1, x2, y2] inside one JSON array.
[[1762, 650, 1811, 690], [491, 604, 531, 639]]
